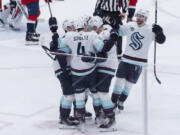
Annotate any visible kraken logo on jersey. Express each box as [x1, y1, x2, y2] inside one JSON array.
[[129, 32, 144, 50]]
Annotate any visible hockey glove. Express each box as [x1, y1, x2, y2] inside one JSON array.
[[152, 24, 163, 35], [101, 33, 118, 53], [96, 52, 107, 63], [49, 41, 57, 51], [49, 17, 58, 33], [110, 29, 119, 41], [81, 52, 96, 63], [52, 32, 59, 41], [152, 24, 166, 44], [50, 33, 59, 51]]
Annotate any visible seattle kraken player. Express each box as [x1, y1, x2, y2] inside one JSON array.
[[88, 16, 118, 128], [49, 18, 79, 128], [56, 19, 118, 130], [111, 9, 166, 110]]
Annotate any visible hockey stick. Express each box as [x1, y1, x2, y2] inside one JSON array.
[[47, 1, 53, 17], [15, 0, 28, 19], [154, 0, 161, 84], [40, 37, 56, 60], [45, 49, 119, 61], [41, 45, 56, 60]]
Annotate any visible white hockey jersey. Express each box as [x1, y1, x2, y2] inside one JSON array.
[[118, 22, 155, 66], [97, 25, 118, 75], [58, 31, 104, 76]]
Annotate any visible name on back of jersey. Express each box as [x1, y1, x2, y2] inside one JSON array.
[[74, 35, 88, 41]]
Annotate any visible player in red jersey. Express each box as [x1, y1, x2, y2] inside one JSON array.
[[21, 0, 52, 45]]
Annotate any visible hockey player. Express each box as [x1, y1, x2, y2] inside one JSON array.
[[0, 0, 23, 30], [58, 20, 103, 126], [88, 16, 118, 128], [127, 0, 138, 22], [78, 15, 91, 32], [48, 17, 79, 128], [21, 0, 52, 45], [62, 19, 75, 33], [62, 18, 93, 120], [110, 9, 166, 110], [56, 19, 119, 131], [94, 0, 129, 60]]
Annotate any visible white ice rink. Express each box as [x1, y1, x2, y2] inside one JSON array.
[[0, 0, 180, 135]]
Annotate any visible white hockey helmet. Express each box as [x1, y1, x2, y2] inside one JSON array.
[[62, 19, 74, 31], [135, 9, 149, 18], [74, 19, 85, 30], [81, 14, 92, 24], [88, 16, 103, 29]]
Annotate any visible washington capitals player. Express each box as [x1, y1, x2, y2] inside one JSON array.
[[127, 0, 138, 22], [21, 0, 52, 45], [110, 9, 166, 110], [88, 16, 118, 128]]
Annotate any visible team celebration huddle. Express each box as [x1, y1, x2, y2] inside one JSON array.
[[0, 0, 166, 133]]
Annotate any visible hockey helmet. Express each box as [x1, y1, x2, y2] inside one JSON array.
[[74, 19, 85, 30], [62, 19, 74, 31], [135, 9, 149, 18], [88, 16, 103, 29]]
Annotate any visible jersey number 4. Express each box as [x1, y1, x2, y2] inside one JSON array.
[[77, 42, 85, 55]]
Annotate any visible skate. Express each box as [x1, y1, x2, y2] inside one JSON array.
[[34, 32, 40, 39], [99, 117, 115, 131], [59, 116, 79, 129], [95, 110, 104, 127], [85, 110, 92, 120], [25, 32, 39, 46], [75, 112, 86, 133], [74, 108, 92, 120], [77, 117, 86, 133], [117, 101, 124, 111]]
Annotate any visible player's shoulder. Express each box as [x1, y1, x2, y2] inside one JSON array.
[[65, 31, 77, 36], [144, 24, 153, 29], [142, 24, 153, 33], [84, 31, 98, 38], [125, 22, 136, 26], [86, 31, 98, 35], [121, 22, 136, 30], [98, 25, 112, 40], [63, 31, 79, 39]]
